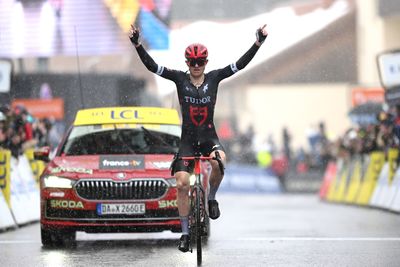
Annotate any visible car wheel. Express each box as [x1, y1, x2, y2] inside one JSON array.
[[41, 227, 76, 248]]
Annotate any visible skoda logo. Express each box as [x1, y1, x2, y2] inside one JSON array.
[[116, 173, 126, 179]]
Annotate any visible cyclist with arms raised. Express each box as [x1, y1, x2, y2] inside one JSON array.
[[130, 24, 268, 252]]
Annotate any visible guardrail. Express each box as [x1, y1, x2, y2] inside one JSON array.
[[319, 148, 400, 213], [220, 164, 282, 193]]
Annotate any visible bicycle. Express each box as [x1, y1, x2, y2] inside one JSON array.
[[178, 151, 224, 266]]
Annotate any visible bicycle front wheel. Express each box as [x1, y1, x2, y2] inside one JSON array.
[[195, 186, 202, 265]]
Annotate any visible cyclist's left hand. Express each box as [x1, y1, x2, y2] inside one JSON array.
[[256, 24, 268, 45], [129, 24, 141, 46]]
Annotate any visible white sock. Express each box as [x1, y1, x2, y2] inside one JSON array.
[[180, 216, 189, 235]]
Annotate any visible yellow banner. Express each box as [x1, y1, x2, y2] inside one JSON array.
[[25, 149, 46, 188], [355, 152, 385, 205], [104, 0, 140, 32], [0, 150, 11, 207], [387, 148, 399, 184], [344, 158, 362, 204], [74, 107, 180, 126], [333, 162, 349, 203]]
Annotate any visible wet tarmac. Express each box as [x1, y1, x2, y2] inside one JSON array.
[[1, 194, 400, 267]]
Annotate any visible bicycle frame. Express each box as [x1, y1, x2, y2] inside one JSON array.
[[180, 155, 213, 266], [178, 153, 223, 266]]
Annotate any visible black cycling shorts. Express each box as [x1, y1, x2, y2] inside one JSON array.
[[171, 138, 225, 174]]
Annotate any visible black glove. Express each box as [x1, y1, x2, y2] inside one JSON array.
[[256, 28, 267, 44], [130, 27, 140, 46]]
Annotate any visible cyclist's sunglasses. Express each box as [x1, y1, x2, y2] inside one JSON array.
[[187, 58, 207, 67]]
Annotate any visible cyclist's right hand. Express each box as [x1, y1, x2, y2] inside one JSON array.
[[130, 24, 140, 46], [256, 24, 268, 44]]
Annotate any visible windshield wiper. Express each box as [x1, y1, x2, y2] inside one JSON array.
[[113, 125, 136, 154], [141, 126, 176, 149]]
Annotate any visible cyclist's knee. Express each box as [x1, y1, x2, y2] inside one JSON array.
[[175, 171, 190, 192], [210, 160, 220, 172]]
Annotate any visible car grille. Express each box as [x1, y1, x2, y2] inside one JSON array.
[[74, 179, 169, 200]]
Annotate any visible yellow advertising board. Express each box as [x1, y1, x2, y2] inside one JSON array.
[[355, 152, 385, 205], [387, 148, 399, 184], [0, 150, 11, 207], [344, 159, 363, 204]]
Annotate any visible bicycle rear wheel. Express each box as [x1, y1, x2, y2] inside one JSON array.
[[195, 186, 202, 265]]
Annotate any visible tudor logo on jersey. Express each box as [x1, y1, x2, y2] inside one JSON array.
[[190, 106, 208, 126]]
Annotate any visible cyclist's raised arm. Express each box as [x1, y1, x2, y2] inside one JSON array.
[[216, 24, 268, 80], [236, 24, 268, 69], [129, 25, 179, 81]]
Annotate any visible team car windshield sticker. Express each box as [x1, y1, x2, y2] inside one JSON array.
[[151, 161, 172, 169], [50, 166, 93, 174], [99, 155, 145, 170]]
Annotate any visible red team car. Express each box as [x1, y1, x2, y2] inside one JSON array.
[[36, 107, 209, 247]]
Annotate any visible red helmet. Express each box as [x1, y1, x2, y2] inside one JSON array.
[[185, 43, 208, 59]]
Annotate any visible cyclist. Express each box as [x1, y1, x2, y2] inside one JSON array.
[[130, 24, 268, 252]]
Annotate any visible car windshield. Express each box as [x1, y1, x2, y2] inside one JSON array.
[[60, 123, 181, 155]]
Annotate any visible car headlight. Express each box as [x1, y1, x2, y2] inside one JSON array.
[[43, 176, 74, 189]]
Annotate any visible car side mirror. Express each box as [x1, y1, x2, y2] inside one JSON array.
[[34, 146, 51, 163]]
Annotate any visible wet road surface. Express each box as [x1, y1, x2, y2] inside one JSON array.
[[1, 194, 400, 267]]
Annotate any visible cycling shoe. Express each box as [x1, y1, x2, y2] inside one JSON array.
[[208, 200, 220, 220], [178, 234, 190, 252]]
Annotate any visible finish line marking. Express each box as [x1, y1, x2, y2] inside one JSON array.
[[237, 237, 400, 241], [0, 240, 39, 244]]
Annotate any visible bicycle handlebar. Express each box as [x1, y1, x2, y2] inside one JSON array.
[[178, 151, 225, 175]]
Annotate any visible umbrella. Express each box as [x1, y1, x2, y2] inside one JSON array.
[[348, 102, 383, 125]]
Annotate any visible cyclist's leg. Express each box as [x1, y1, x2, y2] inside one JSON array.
[[175, 170, 191, 220], [200, 138, 226, 198], [174, 140, 195, 252], [175, 168, 192, 252], [174, 141, 195, 223], [208, 149, 226, 199], [200, 140, 226, 219]]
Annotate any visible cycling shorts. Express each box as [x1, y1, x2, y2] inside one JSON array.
[[171, 138, 225, 174]]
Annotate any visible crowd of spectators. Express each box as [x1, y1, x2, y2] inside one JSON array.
[[334, 105, 400, 161], [0, 105, 55, 158], [283, 105, 400, 176]]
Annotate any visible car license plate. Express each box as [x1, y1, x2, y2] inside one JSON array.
[[97, 203, 145, 215]]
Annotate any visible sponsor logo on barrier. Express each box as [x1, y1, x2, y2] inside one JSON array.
[[0, 169, 6, 189], [373, 156, 385, 181], [50, 200, 84, 209], [0, 153, 8, 189], [158, 200, 177, 208]]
